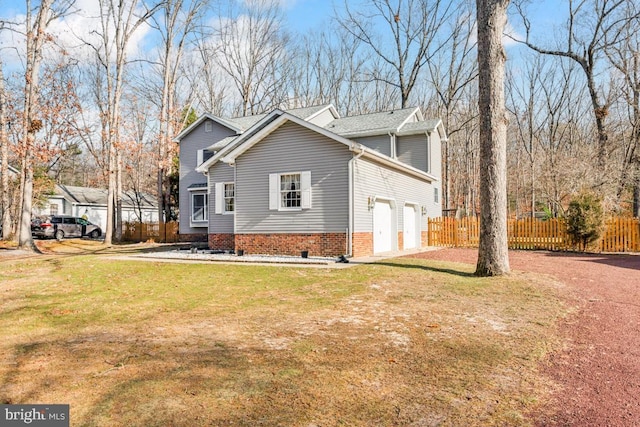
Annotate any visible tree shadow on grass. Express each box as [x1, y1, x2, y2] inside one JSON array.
[[372, 261, 476, 278]]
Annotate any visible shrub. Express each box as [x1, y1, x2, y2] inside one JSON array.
[[565, 192, 604, 251]]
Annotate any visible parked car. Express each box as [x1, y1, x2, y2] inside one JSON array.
[[31, 215, 102, 241]]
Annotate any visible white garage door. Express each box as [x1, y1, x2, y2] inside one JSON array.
[[403, 204, 417, 249], [373, 200, 393, 254]]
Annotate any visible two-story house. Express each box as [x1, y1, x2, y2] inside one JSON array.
[[175, 104, 446, 258]]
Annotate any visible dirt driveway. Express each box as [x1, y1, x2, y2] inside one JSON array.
[[406, 248, 640, 426]]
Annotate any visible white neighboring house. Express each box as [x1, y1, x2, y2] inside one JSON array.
[[33, 185, 159, 231]]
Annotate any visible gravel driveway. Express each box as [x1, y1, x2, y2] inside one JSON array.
[[406, 248, 640, 426]]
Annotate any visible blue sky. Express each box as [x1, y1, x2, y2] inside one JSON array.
[[282, 0, 567, 37]]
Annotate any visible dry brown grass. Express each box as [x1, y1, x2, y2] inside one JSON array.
[[0, 241, 566, 426]]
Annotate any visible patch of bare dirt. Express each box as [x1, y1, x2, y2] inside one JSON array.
[[407, 248, 640, 427]]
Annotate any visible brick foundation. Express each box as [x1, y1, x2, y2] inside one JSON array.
[[178, 233, 208, 243], [422, 231, 429, 248], [235, 233, 347, 257], [352, 232, 374, 257], [208, 233, 235, 250]]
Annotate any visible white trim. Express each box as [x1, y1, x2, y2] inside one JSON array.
[[174, 113, 242, 142], [187, 185, 207, 192], [268, 171, 312, 211], [269, 173, 279, 210], [190, 191, 208, 226], [215, 182, 224, 214], [301, 171, 312, 209]]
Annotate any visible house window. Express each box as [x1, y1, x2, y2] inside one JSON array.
[[215, 182, 234, 214], [49, 204, 58, 215], [224, 183, 235, 212], [191, 192, 208, 222], [434, 187, 439, 204], [205, 121, 212, 132], [281, 173, 301, 208], [269, 171, 312, 211]]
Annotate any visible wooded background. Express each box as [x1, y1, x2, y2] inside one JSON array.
[[1, 0, 639, 244]]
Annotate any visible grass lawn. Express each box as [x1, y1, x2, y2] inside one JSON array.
[[0, 242, 566, 426]]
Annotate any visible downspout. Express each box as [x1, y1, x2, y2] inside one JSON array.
[[388, 131, 397, 158], [230, 161, 237, 250], [348, 144, 366, 257]]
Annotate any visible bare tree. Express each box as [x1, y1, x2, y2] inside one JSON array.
[[0, 55, 11, 239], [475, 0, 510, 276], [15, 0, 74, 250], [425, 3, 477, 211], [335, 0, 456, 108], [214, 0, 291, 116], [511, 0, 639, 178], [85, 0, 161, 244], [506, 54, 546, 218], [289, 29, 368, 115], [606, 11, 640, 216], [149, 0, 205, 226]]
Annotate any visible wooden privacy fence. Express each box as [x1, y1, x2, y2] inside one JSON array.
[[428, 216, 640, 253], [122, 222, 179, 243]]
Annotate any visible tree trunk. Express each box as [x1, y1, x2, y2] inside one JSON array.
[[475, 0, 510, 276], [0, 60, 11, 239]]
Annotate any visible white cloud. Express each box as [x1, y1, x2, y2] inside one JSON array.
[[0, 0, 156, 70]]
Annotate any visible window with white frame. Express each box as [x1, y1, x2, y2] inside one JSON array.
[[215, 182, 234, 214], [205, 121, 212, 132], [224, 183, 235, 212], [49, 204, 58, 215], [269, 171, 311, 210], [281, 173, 301, 208], [191, 192, 208, 222], [434, 187, 439, 204]]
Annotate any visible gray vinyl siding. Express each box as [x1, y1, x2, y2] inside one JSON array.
[[179, 120, 236, 234], [429, 131, 442, 180], [426, 131, 442, 208], [208, 163, 235, 233], [397, 134, 428, 172], [234, 121, 351, 234], [353, 135, 392, 156], [352, 157, 441, 234]]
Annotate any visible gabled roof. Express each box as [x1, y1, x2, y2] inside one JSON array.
[[54, 185, 158, 209], [396, 118, 448, 140], [212, 110, 438, 183], [176, 105, 339, 143], [323, 107, 422, 138], [174, 113, 243, 142], [194, 104, 443, 181], [196, 105, 339, 171]]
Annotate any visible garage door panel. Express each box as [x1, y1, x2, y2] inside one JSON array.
[[373, 200, 393, 254], [403, 204, 417, 249]]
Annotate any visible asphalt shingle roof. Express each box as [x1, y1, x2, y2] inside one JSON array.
[[56, 185, 158, 208], [323, 107, 419, 137]]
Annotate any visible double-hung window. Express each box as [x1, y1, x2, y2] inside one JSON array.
[[281, 173, 301, 208], [215, 182, 235, 214], [191, 192, 208, 222], [269, 171, 311, 211]]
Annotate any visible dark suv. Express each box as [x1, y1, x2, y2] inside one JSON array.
[[31, 215, 102, 241]]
